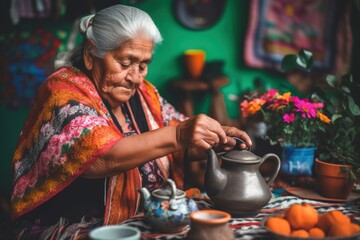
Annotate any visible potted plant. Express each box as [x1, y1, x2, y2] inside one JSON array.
[[240, 84, 331, 177], [282, 49, 360, 199], [313, 73, 360, 199]]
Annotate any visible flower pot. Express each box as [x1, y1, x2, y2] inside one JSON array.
[[186, 210, 234, 240], [183, 49, 206, 79], [315, 158, 353, 199], [281, 145, 316, 176]]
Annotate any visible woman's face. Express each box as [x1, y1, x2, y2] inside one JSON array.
[[87, 37, 154, 107]]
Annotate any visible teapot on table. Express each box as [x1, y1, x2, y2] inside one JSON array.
[[138, 179, 198, 233], [205, 138, 281, 217]]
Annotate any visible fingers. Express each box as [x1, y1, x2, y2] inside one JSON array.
[[222, 126, 253, 149], [176, 114, 227, 149], [175, 115, 253, 152], [204, 131, 222, 147]]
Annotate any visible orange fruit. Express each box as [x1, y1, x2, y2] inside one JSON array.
[[308, 227, 325, 238], [291, 229, 309, 237], [266, 217, 291, 235], [285, 203, 318, 230], [350, 223, 360, 234], [317, 210, 350, 234], [328, 223, 353, 237]]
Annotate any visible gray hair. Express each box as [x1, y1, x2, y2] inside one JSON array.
[[64, 4, 162, 69], [80, 4, 162, 58]]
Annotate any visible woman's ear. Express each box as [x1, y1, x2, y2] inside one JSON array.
[[84, 41, 94, 70]]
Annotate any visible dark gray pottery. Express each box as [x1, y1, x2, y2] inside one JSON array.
[[205, 148, 281, 217]]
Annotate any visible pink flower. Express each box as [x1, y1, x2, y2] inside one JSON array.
[[283, 113, 295, 123], [312, 102, 324, 109], [294, 97, 317, 118], [261, 89, 279, 102], [265, 92, 291, 110]]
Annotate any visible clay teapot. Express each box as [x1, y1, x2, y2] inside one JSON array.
[[205, 138, 280, 217], [138, 179, 198, 233]]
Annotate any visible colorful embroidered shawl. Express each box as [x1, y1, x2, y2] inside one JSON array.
[[11, 67, 185, 224]]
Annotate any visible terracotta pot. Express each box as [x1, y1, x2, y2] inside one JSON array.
[[183, 49, 206, 79], [315, 158, 354, 199], [186, 210, 234, 240]]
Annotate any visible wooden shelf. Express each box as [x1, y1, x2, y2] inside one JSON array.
[[169, 76, 229, 118]]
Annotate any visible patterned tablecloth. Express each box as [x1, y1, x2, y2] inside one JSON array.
[[119, 195, 360, 240]]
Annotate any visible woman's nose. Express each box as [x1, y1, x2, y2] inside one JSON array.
[[126, 65, 142, 82]]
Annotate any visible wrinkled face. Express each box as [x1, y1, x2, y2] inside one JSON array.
[[85, 37, 154, 108]]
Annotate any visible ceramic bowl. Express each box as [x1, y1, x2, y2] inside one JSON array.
[[89, 225, 140, 240]]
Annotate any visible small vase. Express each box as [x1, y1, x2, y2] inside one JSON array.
[[281, 145, 316, 176], [186, 210, 234, 240], [183, 49, 206, 79], [315, 158, 353, 199]]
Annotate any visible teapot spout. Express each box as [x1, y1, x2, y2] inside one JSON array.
[[138, 187, 151, 204], [205, 149, 228, 197]]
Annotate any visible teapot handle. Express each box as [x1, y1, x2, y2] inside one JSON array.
[[165, 179, 178, 211], [215, 137, 251, 156], [260, 154, 281, 186], [233, 137, 251, 151]]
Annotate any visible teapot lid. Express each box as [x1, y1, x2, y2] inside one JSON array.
[[221, 150, 261, 163], [152, 187, 186, 200]]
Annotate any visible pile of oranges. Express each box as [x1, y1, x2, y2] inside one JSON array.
[[265, 203, 360, 238]]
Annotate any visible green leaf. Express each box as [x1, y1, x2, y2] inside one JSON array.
[[326, 74, 337, 88], [341, 73, 354, 85], [332, 113, 342, 122], [349, 171, 357, 181], [284, 126, 293, 134], [298, 49, 313, 71], [348, 96, 360, 116], [341, 86, 351, 93], [310, 87, 327, 101], [281, 49, 313, 72]]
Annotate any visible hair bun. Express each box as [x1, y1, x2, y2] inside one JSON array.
[[79, 14, 95, 35]]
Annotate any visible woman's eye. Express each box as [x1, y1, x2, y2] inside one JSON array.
[[120, 60, 131, 67], [121, 63, 130, 68], [139, 63, 148, 72]]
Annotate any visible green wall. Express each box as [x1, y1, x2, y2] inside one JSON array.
[[137, 0, 287, 116], [0, 0, 289, 195]]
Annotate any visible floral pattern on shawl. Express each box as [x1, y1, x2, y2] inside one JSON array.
[[11, 67, 122, 219]]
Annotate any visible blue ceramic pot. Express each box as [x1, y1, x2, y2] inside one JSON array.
[[281, 145, 316, 176], [138, 179, 199, 233]]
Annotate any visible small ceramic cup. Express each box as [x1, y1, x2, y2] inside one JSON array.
[[89, 225, 141, 240], [183, 49, 206, 79], [186, 210, 234, 240]]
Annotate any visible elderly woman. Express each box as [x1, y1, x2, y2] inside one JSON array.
[[11, 4, 251, 237]]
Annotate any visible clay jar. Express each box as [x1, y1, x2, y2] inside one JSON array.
[[183, 49, 206, 79], [186, 210, 235, 240]]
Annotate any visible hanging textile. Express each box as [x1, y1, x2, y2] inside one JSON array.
[[0, 26, 68, 108], [244, 0, 352, 74]]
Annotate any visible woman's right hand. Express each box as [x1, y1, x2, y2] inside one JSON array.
[[176, 114, 228, 149]]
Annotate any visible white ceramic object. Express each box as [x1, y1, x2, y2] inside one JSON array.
[[89, 225, 140, 240]]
